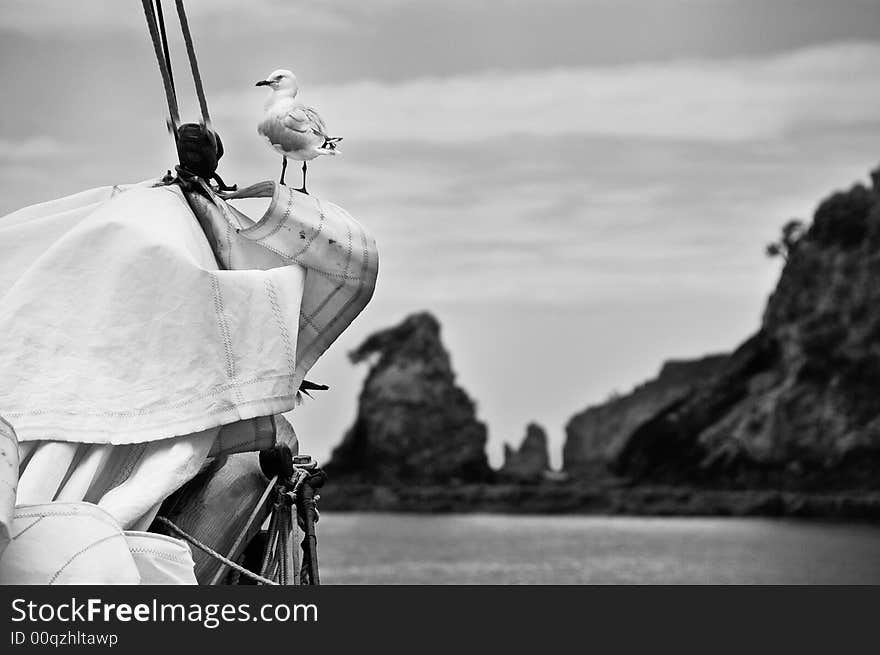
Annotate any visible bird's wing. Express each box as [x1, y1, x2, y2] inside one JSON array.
[[281, 106, 328, 137], [281, 108, 312, 133], [281, 106, 327, 137], [302, 107, 328, 135]]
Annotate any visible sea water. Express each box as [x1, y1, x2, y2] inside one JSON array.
[[317, 512, 880, 584]]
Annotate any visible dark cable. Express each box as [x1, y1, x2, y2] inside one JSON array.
[[154, 0, 175, 103]]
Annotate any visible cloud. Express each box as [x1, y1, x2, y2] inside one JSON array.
[[0, 1, 141, 34], [0, 137, 76, 159], [0, 0, 409, 36], [214, 41, 880, 146]]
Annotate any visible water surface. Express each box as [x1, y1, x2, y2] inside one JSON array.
[[317, 512, 880, 584]]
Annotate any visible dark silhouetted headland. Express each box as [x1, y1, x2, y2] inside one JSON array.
[[323, 166, 880, 520]]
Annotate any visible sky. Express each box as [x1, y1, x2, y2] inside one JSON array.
[[2, 0, 880, 468]]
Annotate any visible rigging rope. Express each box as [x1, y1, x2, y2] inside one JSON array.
[[155, 516, 279, 586], [141, 0, 179, 128], [154, 0, 175, 108], [141, 0, 212, 131], [141, 0, 234, 189], [174, 0, 212, 128]]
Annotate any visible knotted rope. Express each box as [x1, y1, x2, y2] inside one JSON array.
[[258, 446, 327, 586], [156, 449, 326, 586]]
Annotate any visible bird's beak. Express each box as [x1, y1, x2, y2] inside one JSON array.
[[255, 80, 271, 87]]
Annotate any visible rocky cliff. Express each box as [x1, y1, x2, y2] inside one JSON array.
[[326, 312, 492, 483], [616, 167, 880, 491], [563, 355, 728, 477], [499, 423, 551, 481]]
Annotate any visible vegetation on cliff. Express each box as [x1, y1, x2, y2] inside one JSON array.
[[617, 167, 880, 491]]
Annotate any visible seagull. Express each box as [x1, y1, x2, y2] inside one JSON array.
[[256, 69, 342, 194]]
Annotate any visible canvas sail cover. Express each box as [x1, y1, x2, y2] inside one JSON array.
[[0, 180, 378, 582]]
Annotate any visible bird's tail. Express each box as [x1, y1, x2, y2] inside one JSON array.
[[321, 136, 343, 153]]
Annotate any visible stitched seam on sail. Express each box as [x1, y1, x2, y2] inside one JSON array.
[[265, 278, 297, 396], [49, 533, 127, 585]]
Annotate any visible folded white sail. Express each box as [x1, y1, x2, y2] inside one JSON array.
[[0, 180, 377, 582]]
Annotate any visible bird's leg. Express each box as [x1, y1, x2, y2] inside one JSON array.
[[279, 157, 288, 185], [295, 161, 309, 195]]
